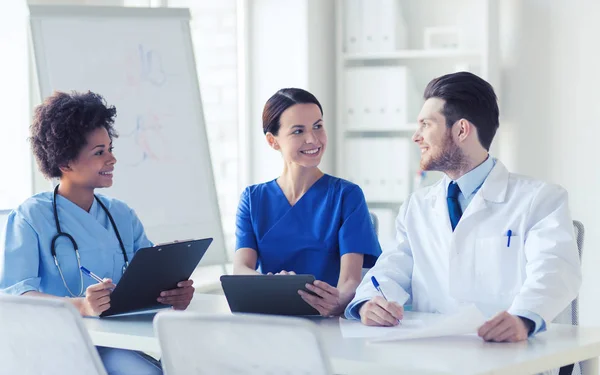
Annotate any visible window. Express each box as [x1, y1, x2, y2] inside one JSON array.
[[166, 0, 240, 254], [0, 2, 32, 210]]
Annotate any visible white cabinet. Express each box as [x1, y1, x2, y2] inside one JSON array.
[[344, 0, 407, 54], [344, 66, 416, 131], [345, 137, 411, 203], [335, 0, 499, 245]]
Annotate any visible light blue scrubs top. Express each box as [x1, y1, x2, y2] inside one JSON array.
[[236, 174, 382, 287], [0, 192, 152, 297]]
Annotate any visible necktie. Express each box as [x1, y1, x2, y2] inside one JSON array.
[[447, 182, 463, 231]]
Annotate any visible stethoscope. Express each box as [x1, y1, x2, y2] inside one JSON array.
[[51, 185, 129, 297]]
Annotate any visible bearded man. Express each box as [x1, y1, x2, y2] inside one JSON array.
[[344, 72, 581, 344]]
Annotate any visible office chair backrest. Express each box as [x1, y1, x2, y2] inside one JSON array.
[[573, 220, 584, 261], [554, 221, 585, 375], [553, 220, 585, 326], [571, 220, 584, 324], [154, 311, 332, 375], [0, 295, 106, 375], [369, 211, 379, 236]]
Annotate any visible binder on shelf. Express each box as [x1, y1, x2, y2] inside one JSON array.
[[360, 0, 379, 52], [344, 138, 411, 203], [344, 0, 363, 53], [343, 67, 365, 130], [344, 66, 411, 131], [387, 138, 412, 202], [378, 0, 407, 52], [344, 138, 371, 199], [345, 0, 407, 53]]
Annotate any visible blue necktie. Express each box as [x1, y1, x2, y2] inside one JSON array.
[[447, 182, 463, 231]]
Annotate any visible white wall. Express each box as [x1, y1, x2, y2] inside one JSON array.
[[500, 0, 600, 325], [246, 0, 335, 185], [0, 2, 32, 210], [0, 213, 7, 231], [170, 0, 240, 251]]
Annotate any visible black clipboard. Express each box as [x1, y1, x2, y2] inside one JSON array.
[[220, 274, 320, 316], [100, 238, 213, 317]]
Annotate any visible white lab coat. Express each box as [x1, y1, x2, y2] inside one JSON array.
[[351, 161, 582, 322]]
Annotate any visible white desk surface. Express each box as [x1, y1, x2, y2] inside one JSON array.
[[84, 294, 600, 375]]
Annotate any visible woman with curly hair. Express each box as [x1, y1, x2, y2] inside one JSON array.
[[0, 91, 193, 374]]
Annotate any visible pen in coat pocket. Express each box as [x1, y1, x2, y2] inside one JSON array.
[[506, 229, 513, 247]]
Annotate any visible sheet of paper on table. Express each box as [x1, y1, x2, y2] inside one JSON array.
[[339, 305, 487, 342]]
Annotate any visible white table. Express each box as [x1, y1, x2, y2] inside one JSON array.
[[84, 294, 600, 375]]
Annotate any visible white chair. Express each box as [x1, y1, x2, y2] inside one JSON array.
[[154, 311, 332, 375], [553, 220, 585, 375], [0, 294, 106, 375]]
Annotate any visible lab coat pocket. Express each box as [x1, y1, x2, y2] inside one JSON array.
[[475, 236, 523, 300]]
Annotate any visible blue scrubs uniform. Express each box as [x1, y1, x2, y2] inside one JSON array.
[[0, 192, 162, 375], [236, 174, 381, 286]]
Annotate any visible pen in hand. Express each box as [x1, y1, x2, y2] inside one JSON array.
[[371, 276, 401, 323], [80, 266, 114, 290], [371, 276, 389, 300]]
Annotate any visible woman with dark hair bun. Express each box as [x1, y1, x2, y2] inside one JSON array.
[[233, 88, 381, 317]]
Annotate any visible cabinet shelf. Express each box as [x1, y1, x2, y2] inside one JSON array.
[[345, 124, 418, 137], [366, 201, 403, 210], [343, 49, 482, 62]]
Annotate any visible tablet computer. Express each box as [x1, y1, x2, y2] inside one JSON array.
[[100, 238, 213, 317], [220, 274, 320, 316]]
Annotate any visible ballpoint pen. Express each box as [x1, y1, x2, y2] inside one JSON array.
[[371, 276, 389, 301], [80, 266, 104, 283], [371, 275, 401, 323], [80, 266, 114, 291]]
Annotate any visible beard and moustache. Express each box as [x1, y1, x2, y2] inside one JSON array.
[[420, 129, 469, 174]]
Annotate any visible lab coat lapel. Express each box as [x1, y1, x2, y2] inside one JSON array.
[[429, 177, 454, 234], [459, 161, 509, 218], [478, 160, 509, 204], [458, 193, 488, 223]]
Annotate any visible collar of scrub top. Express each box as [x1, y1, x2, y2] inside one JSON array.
[[51, 184, 130, 297]]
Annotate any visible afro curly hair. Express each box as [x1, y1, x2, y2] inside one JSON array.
[[29, 91, 118, 179]]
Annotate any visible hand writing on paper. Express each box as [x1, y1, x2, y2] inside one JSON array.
[[477, 311, 529, 342], [298, 280, 352, 317], [157, 279, 195, 310], [81, 278, 116, 316], [358, 296, 404, 326]]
